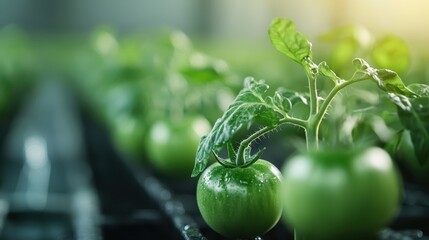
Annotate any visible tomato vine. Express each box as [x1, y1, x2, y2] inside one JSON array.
[[193, 18, 416, 177], [193, 17, 427, 240]]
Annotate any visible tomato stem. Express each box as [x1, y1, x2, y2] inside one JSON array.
[[305, 72, 371, 150], [304, 58, 319, 117], [305, 121, 319, 150], [294, 230, 307, 240], [236, 126, 274, 166], [303, 57, 320, 150], [235, 116, 307, 166], [316, 76, 368, 125]]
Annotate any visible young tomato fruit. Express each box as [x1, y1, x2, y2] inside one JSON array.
[[281, 147, 402, 240], [146, 115, 210, 177], [111, 114, 146, 160], [196, 160, 283, 239]]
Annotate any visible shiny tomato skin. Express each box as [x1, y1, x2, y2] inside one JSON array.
[[281, 147, 402, 240], [197, 160, 283, 239]]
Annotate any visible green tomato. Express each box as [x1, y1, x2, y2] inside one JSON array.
[[146, 115, 210, 176], [111, 114, 146, 160], [196, 160, 283, 239], [281, 147, 402, 240]]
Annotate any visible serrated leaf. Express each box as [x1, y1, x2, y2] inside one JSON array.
[[270, 91, 292, 113], [192, 77, 279, 176], [268, 18, 312, 64], [353, 58, 415, 97], [254, 105, 280, 127], [389, 86, 429, 165], [319, 61, 342, 84], [376, 69, 415, 96], [277, 88, 310, 106]]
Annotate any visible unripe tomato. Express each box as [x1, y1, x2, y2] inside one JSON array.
[[146, 115, 210, 177], [197, 160, 283, 239], [111, 114, 146, 160], [281, 147, 402, 239]]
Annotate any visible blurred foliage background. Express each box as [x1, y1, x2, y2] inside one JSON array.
[[2, 0, 429, 82], [1, 0, 429, 178]]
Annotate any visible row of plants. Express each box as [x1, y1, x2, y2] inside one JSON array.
[[69, 28, 241, 178], [69, 18, 429, 239], [2, 17, 428, 240]]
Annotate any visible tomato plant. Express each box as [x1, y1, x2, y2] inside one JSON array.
[[282, 147, 401, 239], [197, 160, 282, 239], [192, 18, 425, 240]]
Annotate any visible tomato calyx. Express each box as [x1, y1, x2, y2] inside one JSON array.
[[212, 141, 266, 168]]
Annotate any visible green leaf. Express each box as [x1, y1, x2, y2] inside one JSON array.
[[353, 58, 370, 71], [192, 77, 279, 176], [318, 24, 371, 72], [180, 66, 223, 83], [254, 105, 281, 127], [389, 85, 429, 165], [376, 69, 415, 96], [371, 35, 410, 74], [268, 18, 312, 64], [329, 37, 360, 72], [353, 58, 415, 97], [268, 91, 292, 114], [319, 61, 342, 85], [180, 53, 229, 83], [276, 88, 309, 106], [408, 83, 429, 96]]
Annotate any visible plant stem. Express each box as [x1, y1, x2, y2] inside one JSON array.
[[293, 72, 371, 240], [279, 116, 307, 129], [236, 126, 274, 165], [294, 230, 307, 240], [235, 116, 307, 166], [308, 76, 369, 149], [302, 58, 320, 150], [304, 58, 319, 116], [305, 121, 319, 150]]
